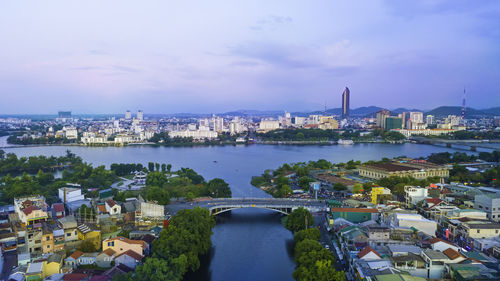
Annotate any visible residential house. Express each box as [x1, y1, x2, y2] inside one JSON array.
[[44, 252, 64, 277], [65, 251, 83, 268], [474, 194, 500, 222], [442, 248, 466, 264], [390, 213, 437, 236], [42, 224, 54, 254], [77, 224, 101, 251], [53, 228, 65, 252], [357, 246, 382, 261], [105, 200, 121, 216], [429, 237, 460, 252], [14, 196, 48, 226], [102, 236, 146, 256], [25, 261, 44, 281], [52, 203, 65, 219], [404, 186, 428, 208], [421, 249, 449, 279], [392, 253, 427, 278], [115, 250, 142, 269], [58, 216, 78, 243], [77, 252, 98, 266], [96, 248, 116, 268]]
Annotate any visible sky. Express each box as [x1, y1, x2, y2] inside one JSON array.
[[0, 0, 499, 114]]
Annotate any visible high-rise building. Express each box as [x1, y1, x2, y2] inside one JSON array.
[[409, 112, 424, 123], [426, 115, 435, 125], [376, 110, 390, 129], [385, 117, 403, 130], [58, 111, 71, 118], [137, 110, 143, 121], [342, 87, 350, 118], [125, 110, 132, 120]]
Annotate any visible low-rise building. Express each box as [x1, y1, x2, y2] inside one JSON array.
[[474, 194, 500, 222], [358, 162, 449, 180], [102, 236, 146, 256]]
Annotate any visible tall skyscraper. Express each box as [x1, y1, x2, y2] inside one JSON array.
[[342, 87, 350, 118], [125, 110, 132, 120], [137, 110, 143, 121], [376, 109, 390, 129]]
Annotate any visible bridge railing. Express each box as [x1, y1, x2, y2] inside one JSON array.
[[209, 197, 325, 203]]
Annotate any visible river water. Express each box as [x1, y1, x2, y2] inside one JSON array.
[[2, 140, 464, 281]]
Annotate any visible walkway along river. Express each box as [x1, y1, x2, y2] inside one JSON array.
[[2, 141, 469, 281]]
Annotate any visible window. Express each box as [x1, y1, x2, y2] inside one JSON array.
[[46, 236, 50, 241], [496, 230, 499, 234], [47, 245, 50, 249], [477, 230, 480, 233], [107, 241, 114, 247], [74, 230, 77, 235], [67, 233, 71, 237]]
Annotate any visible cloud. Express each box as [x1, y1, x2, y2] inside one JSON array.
[[249, 15, 293, 31]]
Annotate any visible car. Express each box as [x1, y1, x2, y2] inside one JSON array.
[[324, 245, 330, 249]]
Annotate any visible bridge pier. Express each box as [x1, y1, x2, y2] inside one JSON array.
[[446, 143, 452, 148], [470, 146, 476, 151]]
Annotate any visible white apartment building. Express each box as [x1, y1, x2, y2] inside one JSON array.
[[169, 129, 218, 140], [58, 187, 85, 203], [405, 186, 428, 208], [259, 120, 280, 132], [63, 126, 78, 139]]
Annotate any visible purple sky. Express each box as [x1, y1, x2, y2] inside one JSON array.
[[1, 0, 499, 114]]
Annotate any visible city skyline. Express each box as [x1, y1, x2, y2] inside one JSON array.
[[1, 1, 499, 114]]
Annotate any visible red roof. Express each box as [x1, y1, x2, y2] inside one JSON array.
[[443, 248, 464, 260], [69, 250, 84, 260], [22, 205, 40, 215], [116, 249, 143, 261], [106, 200, 117, 207], [53, 203, 65, 213], [429, 238, 457, 247], [426, 198, 443, 206], [357, 246, 381, 259], [330, 208, 379, 213], [63, 273, 88, 281]]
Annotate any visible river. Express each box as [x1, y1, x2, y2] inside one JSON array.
[[2, 140, 465, 281]]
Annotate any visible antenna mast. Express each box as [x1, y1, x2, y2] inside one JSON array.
[[461, 87, 466, 119]]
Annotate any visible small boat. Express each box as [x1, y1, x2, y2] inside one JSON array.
[[337, 139, 354, 145], [213, 160, 218, 163]]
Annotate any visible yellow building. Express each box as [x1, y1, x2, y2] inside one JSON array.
[[43, 252, 63, 277], [42, 226, 54, 254], [102, 236, 146, 256], [318, 116, 339, 130], [77, 224, 102, 251], [371, 187, 391, 204]]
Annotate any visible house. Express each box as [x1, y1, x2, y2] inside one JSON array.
[[115, 249, 142, 269], [26, 261, 44, 281], [357, 246, 382, 261], [102, 236, 146, 256], [105, 200, 121, 215], [65, 250, 84, 268], [96, 204, 107, 215], [58, 187, 84, 203], [330, 208, 379, 223], [52, 203, 65, 219], [63, 273, 89, 281], [449, 263, 500, 281], [14, 196, 49, 226], [429, 237, 459, 252], [44, 252, 64, 277], [58, 216, 78, 242], [421, 249, 449, 279], [103, 264, 133, 279], [96, 248, 116, 268], [442, 248, 466, 264], [387, 245, 422, 257], [391, 253, 427, 278], [42, 224, 55, 254], [77, 224, 101, 250], [76, 252, 98, 266], [391, 213, 437, 236], [53, 228, 66, 252]]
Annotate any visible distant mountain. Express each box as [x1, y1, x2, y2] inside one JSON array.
[[222, 109, 285, 116], [482, 107, 500, 116], [425, 106, 488, 117]]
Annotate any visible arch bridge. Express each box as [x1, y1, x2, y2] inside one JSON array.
[[205, 198, 326, 216]]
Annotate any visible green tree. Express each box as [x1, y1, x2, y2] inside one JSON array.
[[167, 164, 172, 173], [352, 183, 364, 194], [298, 176, 315, 190], [146, 171, 168, 187], [148, 162, 155, 172], [155, 163, 160, 171], [333, 183, 347, 191], [186, 192, 195, 202], [286, 207, 314, 233], [144, 186, 170, 205], [280, 184, 292, 197], [161, 163, 166, 172], [294, 228, 321, 243], [207, 178, 232, 198]]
